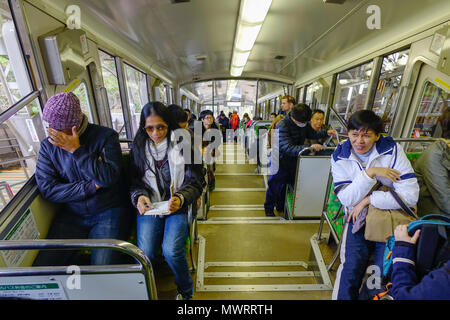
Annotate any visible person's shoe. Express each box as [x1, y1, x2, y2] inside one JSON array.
[[265, 209, 275, 217], [174, 294, 183, 300]]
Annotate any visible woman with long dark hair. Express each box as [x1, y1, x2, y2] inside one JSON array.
[[129, 102, 204, 300]]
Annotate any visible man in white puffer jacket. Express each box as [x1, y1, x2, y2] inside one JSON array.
[[331, 110, 420, 300]]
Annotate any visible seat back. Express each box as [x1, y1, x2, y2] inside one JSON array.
[[290, 148, 335, 218]]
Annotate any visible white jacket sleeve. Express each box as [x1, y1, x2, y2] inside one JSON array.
[[370, 144, 420, 210], [331, 158, 377, 208]]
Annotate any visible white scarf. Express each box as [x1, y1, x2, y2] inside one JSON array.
[[143, 135, 186, 203]]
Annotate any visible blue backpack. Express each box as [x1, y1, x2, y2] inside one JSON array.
[[383, 214, 450, 280]]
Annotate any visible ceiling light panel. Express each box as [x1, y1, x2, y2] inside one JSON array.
[[230, 0, 272, 77]]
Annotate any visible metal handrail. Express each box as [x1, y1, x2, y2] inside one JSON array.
[[392, 137, 439, 143], [0, 91, 40, 124], [298, 146, 336, 157], [0, 239, 158, 300], [0, 155, 37, 167], [328, 136, 439, 143], [329, 106, 348, 131]]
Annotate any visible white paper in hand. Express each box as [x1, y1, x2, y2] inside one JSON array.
[[144, 201, 170, 216]]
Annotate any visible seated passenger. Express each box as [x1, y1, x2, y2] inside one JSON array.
[[34, 92, 130, 266], [331, 110, 420, 300], [169, 104, 189, 130], [129, 102, 204, 300], [184, 108, 195, 131], [264, 103, 336, 217], [270, 112, 277, 122], [199, 110, 220, 190], [168, 104, 206, 213], [389, 224, 450, 300], [413, 112, 450, 216], [305, 109, 335, 154]]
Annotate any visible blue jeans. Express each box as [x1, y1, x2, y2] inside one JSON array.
[[333, 221, 386, 300], [33, 206, 131, 266], [137, 212, 193, 299]]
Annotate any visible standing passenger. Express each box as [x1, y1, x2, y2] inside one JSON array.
[[34, 92, 130, 266], [264, 104, 335, 216], [229, 111, 240, 142], [130, 102, 204, 300], [277, 95, 295, 116], [218, 112, 230, 142]]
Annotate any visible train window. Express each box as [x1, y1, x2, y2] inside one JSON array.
[[329, 61, 374, 133], [411, 81, 449, 138], [124, 64, 148, 135], [0, 98, 43, 210], [98, 50, 126, 139], [372, 50, 409, 133], [0, 3, 33, 113], [71, 81, 93, 123], [297, 87, 304, 104], [305, 84, 313, 106], [154, 82, 168, 105], [309, 81, 326, 111]]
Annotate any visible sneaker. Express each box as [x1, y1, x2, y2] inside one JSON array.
[[174, 293, 183, 300]]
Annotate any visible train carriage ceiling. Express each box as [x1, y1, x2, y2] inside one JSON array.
[[33, 0, 450, 104]]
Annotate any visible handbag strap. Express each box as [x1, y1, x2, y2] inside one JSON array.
[[386, 143, 417, 219], [388, 188, 418, 219]]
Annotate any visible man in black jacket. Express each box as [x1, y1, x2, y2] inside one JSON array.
[[34, 92, 130, 266], [264, 104, 336, 216]]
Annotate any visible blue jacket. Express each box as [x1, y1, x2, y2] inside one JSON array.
[[35, 124, 126, 214], [390, 241, 450, 300], [218, 116, 230, 129], [276, 115, 327, 174]]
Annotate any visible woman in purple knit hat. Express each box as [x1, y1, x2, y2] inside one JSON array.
[[33, 92, 131, 266]]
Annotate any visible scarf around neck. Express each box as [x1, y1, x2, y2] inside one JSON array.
[[143, 136, 185, 203], [148, 138, 169, 161], [77, 114, 89, 136]]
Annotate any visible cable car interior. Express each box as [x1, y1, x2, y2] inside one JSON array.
[[0, 0, 448, 301]]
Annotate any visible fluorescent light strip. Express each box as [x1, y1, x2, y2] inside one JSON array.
[[226, 80, 238, 100], [230, 0, 272, 77]]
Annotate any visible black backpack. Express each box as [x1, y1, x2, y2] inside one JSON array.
[[383, 214, 450, 280]]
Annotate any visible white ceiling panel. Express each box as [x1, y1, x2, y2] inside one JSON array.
[[37, 0, 450, 91]]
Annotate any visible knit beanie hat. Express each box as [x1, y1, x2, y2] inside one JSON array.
[[42, 92, 83, 130]]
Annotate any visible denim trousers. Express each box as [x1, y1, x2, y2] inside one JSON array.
[[137, 212, 193, 299], [264, 168, 294, 212], [33, 206, 131, 266], [332, 221, 386, 300]]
